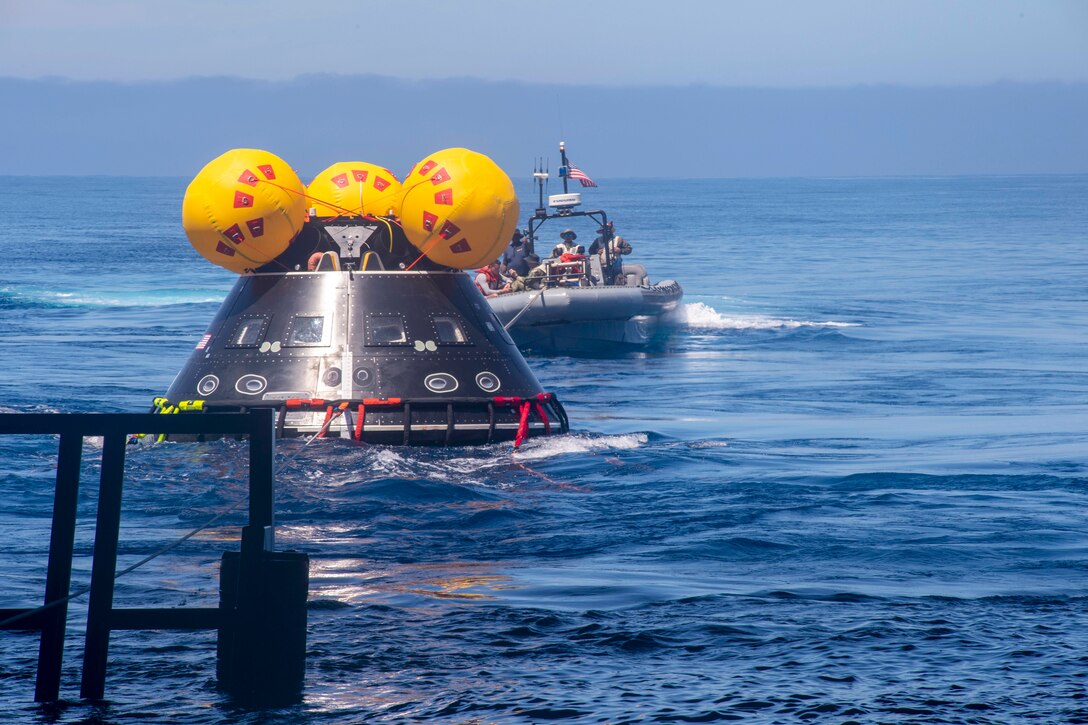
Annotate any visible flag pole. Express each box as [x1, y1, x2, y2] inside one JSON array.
[[559, 140, 569, 195]]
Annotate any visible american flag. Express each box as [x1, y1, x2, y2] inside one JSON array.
[[567, 163, 598, 188]]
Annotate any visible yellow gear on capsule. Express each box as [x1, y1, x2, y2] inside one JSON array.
[[399, 148, 519, 270], [307, 162, 402, 218], [182, 149, 308, 274]]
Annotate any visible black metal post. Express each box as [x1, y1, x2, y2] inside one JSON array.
[[219, 408, 308, 705], [243, 408, 275, 555], [228, 408, 275, 696], [34, 432, 83, 702], [80, 432, 127, 700], [599, 210, 614, 282]]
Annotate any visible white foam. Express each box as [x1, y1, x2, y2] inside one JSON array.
[[363, 448, 422, 480], [2, 285, 227, 308], [276, 431, 650, 487], [512, 432, 648, 460], [689, 440, 730, 449], [335, 433, 650, 482], [0, 404, 62, 415], [671, 302, 860, 330]]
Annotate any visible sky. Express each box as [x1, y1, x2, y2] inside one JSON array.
[[0, 1, 1084, 177], [0, 0, 1086, 87]]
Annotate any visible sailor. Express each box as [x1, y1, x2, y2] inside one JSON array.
[[559, 244, 587, 264], [501, 230, 531, 276], [552, 228, 578, 259], [473, 260, 509, 297], [511, 254, 547, 291], [600, 235, 632, 284], [497, 268, 519, 293], [588, 222, 613, 256], [607, 235, 632, 258], [547, 243, 583, 286]]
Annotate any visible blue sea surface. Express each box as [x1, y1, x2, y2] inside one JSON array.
[[0, 175, 1086, 723]]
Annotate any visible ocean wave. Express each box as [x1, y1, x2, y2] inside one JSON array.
[[268, 432, 650, 489], [0, 404, 62, 415], [671, 301, 860, 330], [0, 285, 227, 309], [371, 432, 649, 481]]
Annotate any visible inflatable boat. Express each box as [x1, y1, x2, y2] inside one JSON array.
[[488, 276, 682, 353], [486, 142, 683, 353]]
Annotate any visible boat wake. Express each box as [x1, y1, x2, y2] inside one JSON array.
[[671, 301, 859, 330]]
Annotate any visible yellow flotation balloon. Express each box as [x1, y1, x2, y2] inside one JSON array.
[[307, 161, 402, 218], [399, 148, 519, 270], [182, 149, 307, 274]]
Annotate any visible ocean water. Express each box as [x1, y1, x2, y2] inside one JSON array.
[[0, 175, 1086, 723]]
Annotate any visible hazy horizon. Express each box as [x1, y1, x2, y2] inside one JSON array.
[[2, 1, 1084, 179], [1, 75, 1084, 179]]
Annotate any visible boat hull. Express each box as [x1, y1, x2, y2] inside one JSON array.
[[488, 281, 683, 353]]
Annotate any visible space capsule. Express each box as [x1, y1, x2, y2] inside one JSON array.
[[160, 148, 567, 445]]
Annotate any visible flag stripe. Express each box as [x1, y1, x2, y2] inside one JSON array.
[[567, 163, 598, 188]]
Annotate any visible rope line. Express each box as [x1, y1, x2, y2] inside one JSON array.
[[503, 287, 547, 331]]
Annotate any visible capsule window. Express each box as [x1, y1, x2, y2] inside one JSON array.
[[285, 315, 328, 347], [227, 316, 269, 348], [366, 313, 409, 346], [432, 315, 469, 344]]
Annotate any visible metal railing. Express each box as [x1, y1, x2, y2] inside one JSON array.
[[0, 409, 304, 704]]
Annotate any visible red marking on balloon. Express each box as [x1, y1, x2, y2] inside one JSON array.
[[216, 241, 237, 256], [258, 164, 276, 180], [417, 160, 437, 177], [246, 218, 265, 237], [373, 176, 390, 192], [234, 191, 254, 208], [434, 189, 453, 205], [224, 224, 245, 244], [438, 220, 460, 240], [422, 210, 439, 232], [430, 167, 450, 185], [449, 238, 472, 254], [352, 169, 368, 182], [238, 170, 259, 187], [331, 173, 349, 189]]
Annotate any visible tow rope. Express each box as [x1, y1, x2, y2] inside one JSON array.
[[515, 400, 531, 448], [503, 287, 547, 331], [494, 393, 555, 449]]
